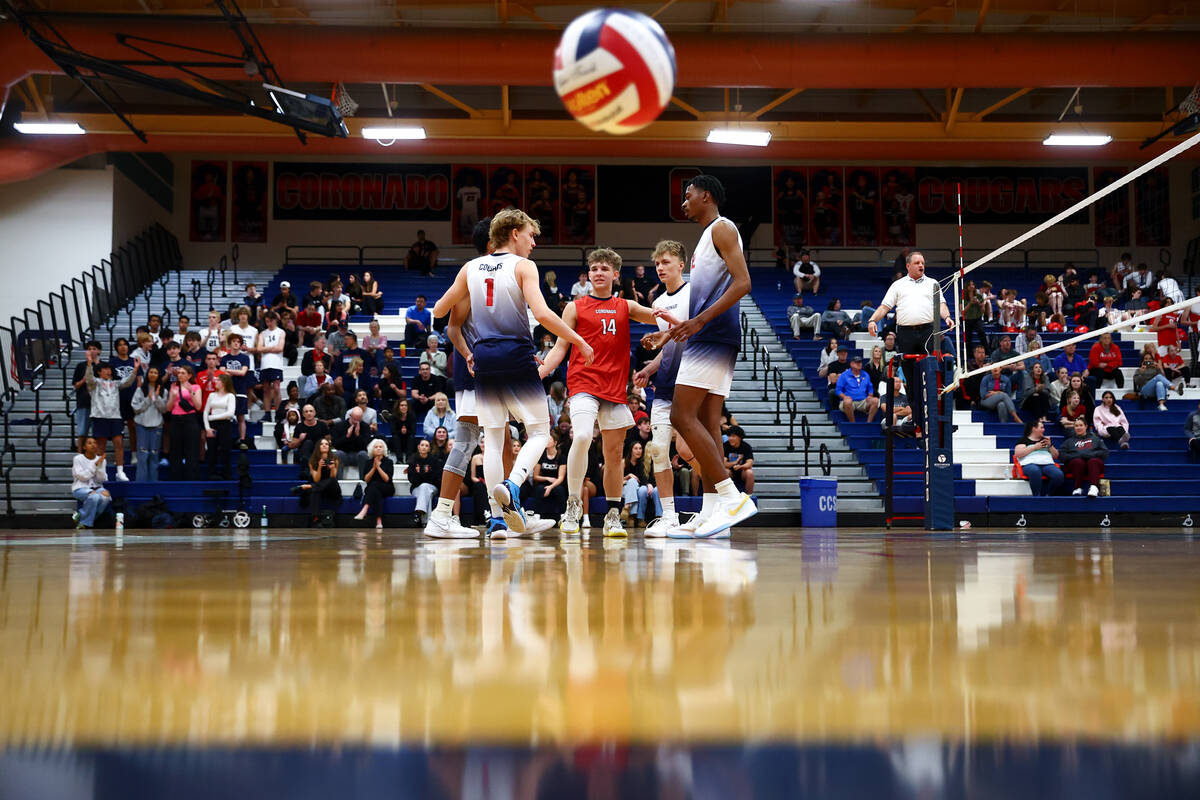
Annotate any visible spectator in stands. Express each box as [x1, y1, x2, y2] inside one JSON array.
[[408, 438, 441, 522], [332, 405, 371, 475], [542, 270, 566, 311], [300, 333, 333, 377], [1041, 274, 1065, 317], [835, 352, 878, 422], [203, 374, 236, 480], [108, 340, 140, 458], [823, 345, 851, 407], [420, 334, 448, 378], [300, 358, 333, 402], [989, 335, 1026, 397], [158, 336, 182, 373], [345, 273, 364, 313], [1185, 401, 1200, 459], [962, 284, 988, 353], [864, 345, 887, 387], [352, 438, 394, 529], [998, 289, 1026, 330], [242, 283, 263, 322], [1134, 353, 1173, 411], [788, 294, 820, 340], [820, 298, 853, 339], [360, 272, 384, 316], [620, 441, 658, 527], [1088, 332, 1124, 390], [430, 425, 454, 462], [880, 375, 912, 428], [1015, 326, 1043, 357], [362, 319, 387, 370], [1093, 390, 1131, 449], [817, 338, 840, 373], [976, 280, 996, 322], [409, 361, 447, 418], [177, 314, 191, 338], [530, 434, 568, 521], [570, 270, 592, 300], [1021, 362, 1053, 422], [220, 332, 253, 449], [404, 295, 432, 349], [295, 299, 323, 347], [1125, 287, 1150, 314], [295, 436, 342, 525], [72, 340, 102, 453], [1013, 419, 1063, 497], [131, 366, 167, 482], [1161, 343, 1189, 392], [182, 332, 206, 371], [314, 382, 346, 425], [406, 231, 439, 276], [1059, 389, 1088, 432], [375, 364, 406, 409], [165, 364, 203, 481], [723, 425, 755, 495], [547, 382, 567, 425], [1068, 373, 1094, 411], [1059, 418, 1108, 497], [71, 437, 112, 529], [292, 403, 327, 467], [1121, 262, 1154, 300], [275, 407, 303, 463], [422, 392, 458, 440], [389, 398, 416, 458], [1052, 343, 1089, 383], [348, 389, 378, 431], [1026, 292, 1051, 331], [323, 299, 348, 333], [1096, 295, 1129, 327], [1157, 271, 1184, 305], [793, 250, 820, 295], [85, 355, 137, 482], [270, 281, 297, 313], [979, 365, 1022, 424], [1111, 252, 1134, 291], [334, 331, 367, 379]]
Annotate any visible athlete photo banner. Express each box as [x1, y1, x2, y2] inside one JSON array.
[[189, 160, 227, 243], [524, 165, 559, 246], [845, 167, 881, 246], [773, 167, 808, 249], [1134, 166, 1171, 247], [560, 165, 595, 245], [272, 162, 451, 221], [809, 167, 845, 247], [1093, 167, 1130, 248], [451, 164, 487, 245], [231, 161, 268, 243], [880, 167, 917, 247], [488, 164, 523, 217]]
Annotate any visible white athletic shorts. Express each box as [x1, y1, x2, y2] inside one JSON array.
[[650, 398, 673, 428], [477, 383, 548, 429], [455, 388, 477, 419], [675, 341, 737, 398], [569, 392, 634, 432]]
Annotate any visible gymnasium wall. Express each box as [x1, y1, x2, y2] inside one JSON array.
[[0, 165, 113, 329], [162, 153, 1199, 281], [111, 167, 173, 251]]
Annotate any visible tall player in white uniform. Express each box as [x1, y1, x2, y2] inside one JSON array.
[[433, 209, 593, 536], [663, 175, 758, 538], [633, 240, 699, 537]]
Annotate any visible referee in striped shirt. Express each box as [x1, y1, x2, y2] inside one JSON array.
[[866, 251, 953, 430]]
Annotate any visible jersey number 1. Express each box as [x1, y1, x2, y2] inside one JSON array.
[[484, 277, 495, 307]]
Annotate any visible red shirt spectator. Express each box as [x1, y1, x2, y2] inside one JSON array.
[[196, 355, 227, 410], [1088, 339, 1122, 372]]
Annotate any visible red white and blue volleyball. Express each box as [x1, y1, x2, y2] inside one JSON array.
[[553, 8, 676, 135]]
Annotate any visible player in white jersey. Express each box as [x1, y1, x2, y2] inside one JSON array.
[[425, 218, 555, 539], [662, 175, 758, 539], [633, 240, 700, 537], [433, 208, 593, 536]]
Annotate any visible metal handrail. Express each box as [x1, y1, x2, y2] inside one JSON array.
[[748, 328, 760, 379], [818, 442, 832, 476], [761, 356, 776, 401], [740, 311, 749, 354], [800, 414, 812, 474], [785, 390, 798, 450], [35, 412, 52, 482]]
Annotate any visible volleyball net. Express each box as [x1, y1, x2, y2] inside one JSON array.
[[938, 127, 1200, 395]]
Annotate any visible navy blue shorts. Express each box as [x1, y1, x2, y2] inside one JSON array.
[[473, 338, 538, 386], [235, 395, 248, 416], [91, 417, 124, 439], [260, 368, 283, 384], [452, 350, 475, 393]]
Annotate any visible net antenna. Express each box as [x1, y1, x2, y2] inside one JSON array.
[[332, 82, 360, 118]]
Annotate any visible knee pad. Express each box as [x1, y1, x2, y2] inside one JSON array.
[[647, 424, 671, 469], [444, 421, 480, 477]]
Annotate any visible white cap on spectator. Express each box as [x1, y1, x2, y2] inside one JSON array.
[[280, 281, 291, 288]]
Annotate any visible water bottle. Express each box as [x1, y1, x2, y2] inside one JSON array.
[[260, 505, 268, 529], [115, 512, 125, 533]]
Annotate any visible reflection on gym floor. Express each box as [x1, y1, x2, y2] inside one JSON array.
[[2, 528, 1200, 796]]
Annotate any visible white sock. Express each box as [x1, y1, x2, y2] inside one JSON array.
[[715, 478, 739, 501], [433, 497, 453, 518], [699, 492, 717, 518], [483, 426, 505, 516], [661, 496, 675, 516]]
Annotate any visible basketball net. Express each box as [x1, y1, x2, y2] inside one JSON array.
[[332, 82, 359, 118], [1180, 83, 1200, 116]]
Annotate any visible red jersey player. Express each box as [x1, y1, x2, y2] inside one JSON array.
[[539, 248, 662, 537]]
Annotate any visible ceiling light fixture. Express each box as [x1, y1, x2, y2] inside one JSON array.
[[361, 126, 426, 141], [707, 128, 770, 147], [14, 121, 85, 135], [1042, 133, 1112, 147]]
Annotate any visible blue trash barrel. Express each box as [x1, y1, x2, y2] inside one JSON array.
[[799, 477, 838, 526]]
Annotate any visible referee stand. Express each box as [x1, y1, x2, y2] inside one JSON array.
[[882, 355, 956, 531]]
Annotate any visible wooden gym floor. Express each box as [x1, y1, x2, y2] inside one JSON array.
[[1, 526, 1199, 797]]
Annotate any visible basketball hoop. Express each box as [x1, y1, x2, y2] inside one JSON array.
[[332, 82, 359, 118], [1180, 83, 1200, 116]]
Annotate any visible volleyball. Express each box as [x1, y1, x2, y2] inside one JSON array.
[[553, 8, 676, 135]]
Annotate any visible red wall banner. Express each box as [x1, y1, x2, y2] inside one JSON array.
[[189, 160, 227, 243], [231, 161, 268, 243], [809, 167, 844, 247], [560, 165, 595, 245]]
